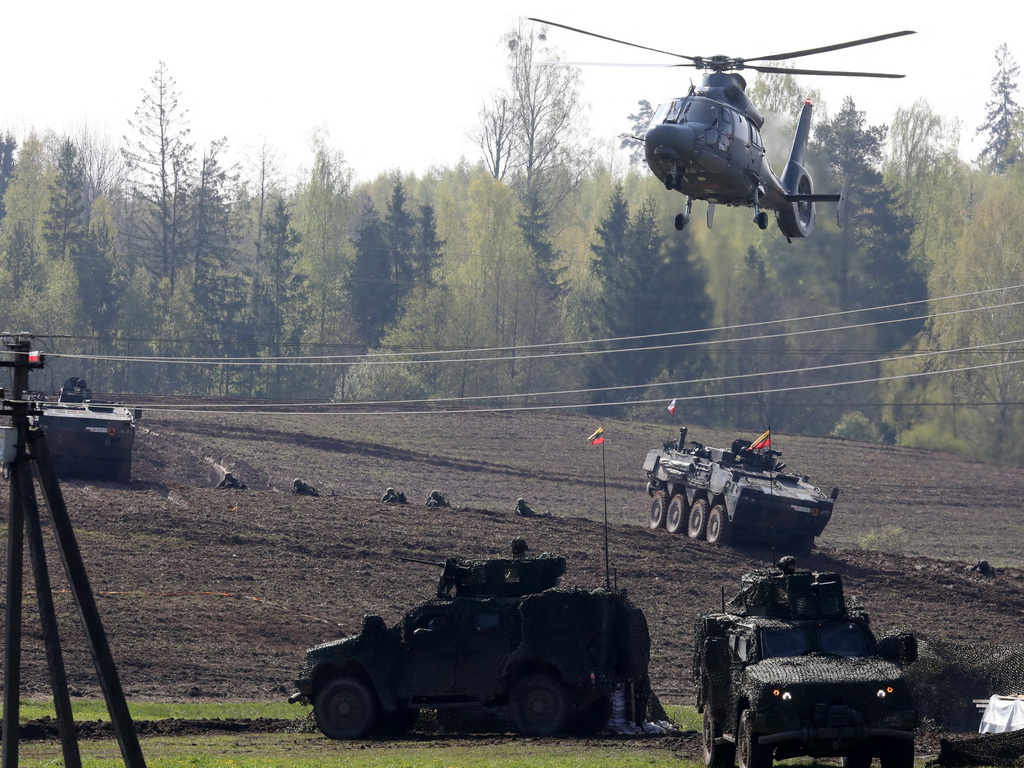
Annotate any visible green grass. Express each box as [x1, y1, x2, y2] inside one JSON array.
[[5, 698, 308, 723], [9, 733, 703, 768], [6, 700, 704, 767]]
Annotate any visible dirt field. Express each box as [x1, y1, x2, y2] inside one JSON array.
[[3, 409, 1023, 754]]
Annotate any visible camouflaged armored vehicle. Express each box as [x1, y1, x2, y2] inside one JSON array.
[[693, 561, 918, 768], [27, 377, 139, 484], [644, 428, 839, 553], [290, 542, 651, 739]]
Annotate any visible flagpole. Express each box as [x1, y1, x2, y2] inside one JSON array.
[[601, 437, 610, 589]]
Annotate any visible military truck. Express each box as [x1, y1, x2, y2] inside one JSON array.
[[643, 428, 838, 553], [289, 542, 651, 739], [693, 561, 918, 768]]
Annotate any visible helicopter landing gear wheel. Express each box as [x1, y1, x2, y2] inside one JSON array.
[[675, 212, 688, 231], [665, 172, 676, 191], [756, 210, 770, 230]]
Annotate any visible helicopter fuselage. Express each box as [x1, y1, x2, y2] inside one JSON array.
[[644, 96, 782, 207], [643, 73, 827, 237]]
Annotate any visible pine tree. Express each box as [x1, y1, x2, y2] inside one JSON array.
[[0, 132, 16, 222], [349, 195, 392, 346], [123, 61, 195, 290], [191, 139, 237, 322], [44, 138, 88, 260], [415, 203, 444, 285], [977, 43, 1022, 172]]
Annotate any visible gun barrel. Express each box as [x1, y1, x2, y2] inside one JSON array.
[[396, 555, 445, 568]]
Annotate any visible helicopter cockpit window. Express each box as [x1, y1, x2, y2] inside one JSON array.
[[683, 99, 717, 126], [664, 100, 684, 124], [735, 113, 748, 143], [750, 124, 763, 151], [650, 101, 672, 129]]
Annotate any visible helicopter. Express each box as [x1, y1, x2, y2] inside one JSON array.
[[529, 19, 915, 240]]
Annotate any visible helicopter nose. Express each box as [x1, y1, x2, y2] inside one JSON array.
[[645, 123, 699, 165]]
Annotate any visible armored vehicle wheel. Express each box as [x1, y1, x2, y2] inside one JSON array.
[[706, 505, 732, 546], [666, 494, 690, 534], [878, 738, 913, 768], [738, 709, 772, 768], [702, 709, 736, 768], [508, 673, 570, 736], [688, 498, 710, 540], [649, 491, 668, 529], [314, 676, 381, 739]]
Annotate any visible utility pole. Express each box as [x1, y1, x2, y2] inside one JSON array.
[[1, 332, 146, 768]]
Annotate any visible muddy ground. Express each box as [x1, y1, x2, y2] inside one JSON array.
[[3, 410, 1022, 756]]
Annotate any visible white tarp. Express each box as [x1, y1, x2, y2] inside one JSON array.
[[979, 695, 1024, 733]]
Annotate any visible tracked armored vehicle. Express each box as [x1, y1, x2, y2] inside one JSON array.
[[693, 561, 918, 768], [28, 377, 139, 484], [643, 429, 838, 553], [290, 541, 651, 739]]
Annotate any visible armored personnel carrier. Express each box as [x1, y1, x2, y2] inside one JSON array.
[[643, 428, 838, 553], [28, 377, 139, 484], [693, 560, 918, 768], [290, 541, 652, 739]]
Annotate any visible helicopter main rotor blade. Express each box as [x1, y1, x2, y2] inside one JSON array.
[[750, 64, 906, 78], [529, 17, 699, 64], [745, 30, 915, 64]]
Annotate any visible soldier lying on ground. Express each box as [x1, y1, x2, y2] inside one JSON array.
[[514, 498, 550, 518], [292, 478, 321, 496], [217, 472, 247, 490], [381, 487, 408, 504], [425, 490, 450, 508]]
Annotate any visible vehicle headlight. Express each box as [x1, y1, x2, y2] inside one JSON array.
[[876, 686, 894, 698], [772, 689, 794, 701]]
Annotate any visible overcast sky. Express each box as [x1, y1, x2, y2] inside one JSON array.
[[3, 1, 1020, 183]]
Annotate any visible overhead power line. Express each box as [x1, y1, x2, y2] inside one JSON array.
[[42, 286, 1024, 367]]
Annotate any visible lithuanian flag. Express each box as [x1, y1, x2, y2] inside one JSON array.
[[588, 426, 605, 446], [748, 429, 771, 451]]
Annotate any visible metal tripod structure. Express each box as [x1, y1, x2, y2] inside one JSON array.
[[1, 333, 145, 768]]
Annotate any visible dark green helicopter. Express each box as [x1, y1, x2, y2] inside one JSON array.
[[530, 19, 914, 240]]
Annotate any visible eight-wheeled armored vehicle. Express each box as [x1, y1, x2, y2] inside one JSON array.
[[644, 429, 839, 553], [693, 561, 918, 768], [290, 542, 651, 739]]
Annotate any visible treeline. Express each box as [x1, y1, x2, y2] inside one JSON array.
[[2, 31, 1024, 463]]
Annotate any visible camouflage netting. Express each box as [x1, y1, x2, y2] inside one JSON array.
[[518, 588, 651, 681], [908, 637, 1024, 733], [933, 730, 1024, 767], [728, 568, 852, 620]]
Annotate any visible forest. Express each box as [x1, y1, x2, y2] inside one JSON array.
[[1, 24, 1023, 464]]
